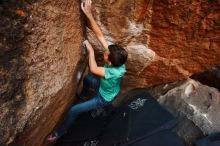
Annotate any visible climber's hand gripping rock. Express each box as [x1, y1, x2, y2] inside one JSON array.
[[81, 0, 93, 18], [83, 40, 94, 54]]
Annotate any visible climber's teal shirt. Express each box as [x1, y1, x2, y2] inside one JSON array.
[[99, 64, 126, 102]]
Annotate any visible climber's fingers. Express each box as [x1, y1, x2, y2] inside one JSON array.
[[85, 0, 88, 7], [81, 0, 92, 16], [89, 0, 92, 5], [83, 40, 94, 54], [85, 0, 92, 8], [86, 0, 89, 7], [81, 2, 85, 11]]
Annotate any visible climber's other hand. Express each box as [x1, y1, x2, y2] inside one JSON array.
[[81, 0, 92, 18], [83, 40, 94, 54]]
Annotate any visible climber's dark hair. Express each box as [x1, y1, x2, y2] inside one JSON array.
[[108, 44, 128, 67]]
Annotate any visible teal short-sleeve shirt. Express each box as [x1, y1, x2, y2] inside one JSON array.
[[99, 64, 126, 102]]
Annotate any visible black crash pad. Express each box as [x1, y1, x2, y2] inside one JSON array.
[[56, 89, 183, 146]]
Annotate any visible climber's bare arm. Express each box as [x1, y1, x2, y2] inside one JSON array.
[[81, 0, 109, 51], [84, 40, 105, 77]]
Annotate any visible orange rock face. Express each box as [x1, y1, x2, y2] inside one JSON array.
[[0, 0, 83, 146], [0, 0, 219, 145], [90, 0, 220, 89]]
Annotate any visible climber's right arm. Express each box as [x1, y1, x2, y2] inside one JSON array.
[[81, 0, 109, 51], [84, 40, 105, 77]]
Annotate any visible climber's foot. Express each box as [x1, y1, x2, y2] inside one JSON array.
[[45, 131, 60, 144]]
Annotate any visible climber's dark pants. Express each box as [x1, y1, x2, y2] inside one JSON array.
[[56, 74, 109, 136]]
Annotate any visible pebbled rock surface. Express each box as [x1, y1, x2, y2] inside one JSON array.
[[89, 0, 220, 89], [0, 0, 83, 146]]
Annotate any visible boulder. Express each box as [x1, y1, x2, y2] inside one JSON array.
[[0, 0, 84, 146], [155, 79, 220, 145], [89, 0, 220, 89]]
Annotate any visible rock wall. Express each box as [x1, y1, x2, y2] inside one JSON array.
[[89, 0, 220, 89], [0, 0, 83, 146], [0, 0, 220, 145]]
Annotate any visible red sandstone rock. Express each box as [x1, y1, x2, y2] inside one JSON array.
[[0, 1, 84, 146], [90, 0, 220, 89], [0, 0, 220, 146]]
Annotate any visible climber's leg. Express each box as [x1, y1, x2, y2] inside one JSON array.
[[55, 92, 108, 137]]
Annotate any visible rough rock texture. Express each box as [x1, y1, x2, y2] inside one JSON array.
[[89, 0, 220, 89], [191, 65, 220, 91], [0, 0, 83, 146], [150, 79, 220, 145], [0, 0, 220, 146]]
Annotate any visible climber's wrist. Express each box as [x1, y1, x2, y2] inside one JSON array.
[[86, 13, 94, 20]]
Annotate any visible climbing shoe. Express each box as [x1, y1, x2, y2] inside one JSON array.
[[45, 131, 60, 143]]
